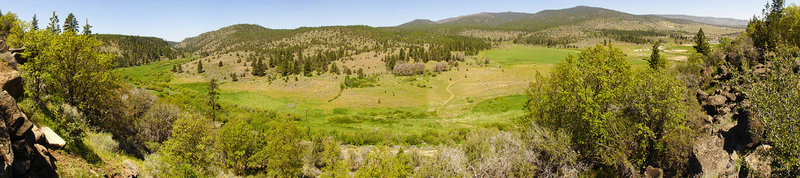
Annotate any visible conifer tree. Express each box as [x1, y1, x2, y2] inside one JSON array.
[[218, 61, 223, 67], [330, 63, 340, 74], [31, 14, 38, 30], [648, 42, 666, 70], [63, 13, 79, 33], [694, 28, 710, 56], [82, 19, 92, 35], [46, 11, 60, 34], [197, 60, 204, 73], [207, 79, 221, 121]]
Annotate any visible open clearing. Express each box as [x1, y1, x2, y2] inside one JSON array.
[[117, 44, 682, 144]]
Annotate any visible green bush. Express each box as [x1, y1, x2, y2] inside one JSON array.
[[526, 44, 691, 174], [743, 46, 800, 176], [157, 115, 215, 177], [356, 147, 415, 177]]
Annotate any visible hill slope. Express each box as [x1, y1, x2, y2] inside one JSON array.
[[654, 14, 749, 27], [396, 6, 743, 46]]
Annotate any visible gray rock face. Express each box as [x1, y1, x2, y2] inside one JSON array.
[[691, 136, 730, 177]]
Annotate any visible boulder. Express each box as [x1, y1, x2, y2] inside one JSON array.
[[691, 135, 730, 177], [644, 166, 663, 178], [703, 115, 714, 124], [696, 89, 709, 101], [744, 145, 771, 178], [0, 65, 22, 99], [39, 127, 65, 148], [706, 95, 727, 107]]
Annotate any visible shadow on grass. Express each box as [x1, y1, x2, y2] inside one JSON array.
[[66, 139, 104, 165]]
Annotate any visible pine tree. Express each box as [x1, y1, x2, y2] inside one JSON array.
[[694, 28, 710, 56], [231, 73, 238, 81], [31, 14, 38, 30], [218, 61, 223, 67], [197, 60, 204, 73], [47, 11, 60, 34], [177, 64, 183, 73], [330, 63, 340, 74], [648, 42, 666, 70], [207, 79, 221, 121], [63, 13, 79, 33], [172, 65, 177, 72], [82, 19, 92, 35]]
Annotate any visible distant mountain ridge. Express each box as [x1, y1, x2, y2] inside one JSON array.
[[653, 14, 749, 27], [176, 6, 745, 56]]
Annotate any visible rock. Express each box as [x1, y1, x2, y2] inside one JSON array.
[[697, 89, 709, 101], [719, 107, 732, 115], [0, 91, 57, 176], [0, 38, 6, 53], [726, 151, 740, 176], [691, 135, 730, 176], [39, 127, 65, 148], [0, 91, 30, 138], [30, 125, 44, 145], [704, 115, 714, 124], [721, 91, 737, 102], [0, 65, 22, 99], [645, 166, 663, 178], [706, 95, 727, 107], [124, 160, 139, 177], [744, 145, 771, 178]]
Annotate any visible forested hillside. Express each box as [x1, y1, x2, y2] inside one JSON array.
[[95, 34, 181, 67]]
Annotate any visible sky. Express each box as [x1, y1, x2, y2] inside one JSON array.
[[3, 0, 795, 42]]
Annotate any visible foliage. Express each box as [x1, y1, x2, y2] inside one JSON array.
[[207, 79, 221, 121], [136, 102, 182, 151], [355, 147, 415, 177], [0, 11, 20, 37], [249, 118, 305, 176], [743, 45, 800, 176], [694, 28, 710, 56], [526, 44, 691, 175], [648, 42, 666, 70], [747, 0, 786, 52], [158, 115, 216, 177], [215, 118, 261, 175]]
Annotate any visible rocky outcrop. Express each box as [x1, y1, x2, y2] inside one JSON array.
[[691, 63, 771, 177], [0, 38, 57, 177], [0, 90, 57, 177]]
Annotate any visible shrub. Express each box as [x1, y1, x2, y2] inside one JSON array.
[[216, 118, 260, 175], [392, 62, 425, 76], [414, 146, 469, 177], [356, 147, 414, 177], [433, 62, 450, 73], [526, 45, 691, 175], [250, 118, 304, 176], [743, 46, 800, 176], [157, 115, 215, 177], [136, 102, 182, 151]]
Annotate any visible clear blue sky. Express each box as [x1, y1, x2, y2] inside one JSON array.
[[3, 0, 794, 41]]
